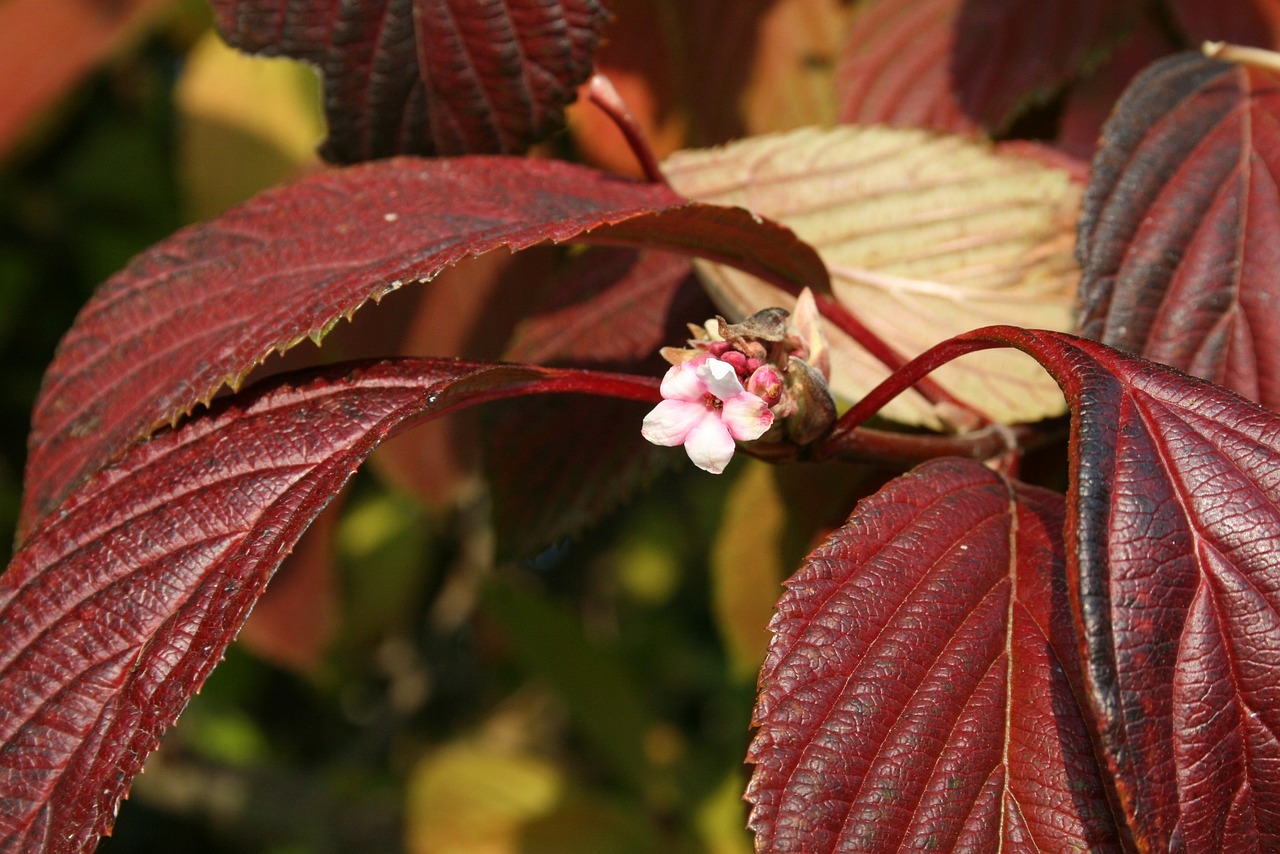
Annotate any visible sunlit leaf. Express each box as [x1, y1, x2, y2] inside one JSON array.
[[21, 156, 826, 539], [740, 0, 847, 136], [748, 457, 1121, 851], [1077, 51, 1280, 410], [0, 357, 659, 853], [665, 126, 1080, 426], [210, 0, 609, 161], [984, 328, 1280, 850]]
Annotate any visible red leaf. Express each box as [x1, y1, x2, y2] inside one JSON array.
[[836, 0, 981, 135], [747, 458, 1121, 851], [819, 324, 1280, 848], [1077, 52, 1280, 409], [210, 0, 609, 161], [490, 249, 713, 554], [0, 357, 658, 853], [991, 330, 1280, 850], [1170, 0, 1280, 50], [1056, 12, 1178, 161], [21, 156, 827, 540], [837, 0, 1140, 133]]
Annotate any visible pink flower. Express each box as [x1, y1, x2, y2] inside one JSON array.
[[641, 356, 774, 474]]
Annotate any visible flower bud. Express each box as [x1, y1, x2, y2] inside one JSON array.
[[746, 364, 785, 407]]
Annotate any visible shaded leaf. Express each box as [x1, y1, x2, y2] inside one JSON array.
[[837, 0, 1140, 134], [1077, 52, 1280, 411], [748, 457, 1121, 851], [210, 0, 609, 162], [22, 156, 827, 539], [0, 357, 659, 853], [575, 0, 775, 156], [976, 329, 1280, 850], [488, 249, 713, 555], [1170, 0, 1280, 50], [1056, 11, 1178, 161], [366, 248, 560, 508], [664, 126, 1080, 426], [0, 0, 169, 163]]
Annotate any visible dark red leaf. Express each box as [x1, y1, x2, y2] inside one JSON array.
[[21, 156, 828, 540], [821, 324, 1280, 848], [837, 0, 1140, 133], [1056, 12, 1178, 161], [491, 248, 713, 554], [998, 330, 1280, 850], [210, 0, 608, 161], [748, 457, 1121, 851], [1170, 0, 1280, 50], [1077, 52, 1280, 409], [0, 357, 658, 853], [505, 248, 703, 367]]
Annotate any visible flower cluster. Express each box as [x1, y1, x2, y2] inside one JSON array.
[[641, 289, 834, 473], [641, 355, 775, 474]]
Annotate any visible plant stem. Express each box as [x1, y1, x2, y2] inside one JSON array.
[[587, 74, 669, 186]]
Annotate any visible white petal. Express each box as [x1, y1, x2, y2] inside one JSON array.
[[697, 357, 745, 401], [641, 399, 705, 446], [721, 393, 773, 441], [659, 360, 709, 402], [682, 413, 736, 474]]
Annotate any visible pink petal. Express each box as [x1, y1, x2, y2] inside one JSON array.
[[641, 398, 706, 446], [682, 412, 737, 474], [721, 392, 773, 441], [697, 358, 746, 401], [659, 358, 710, 402]]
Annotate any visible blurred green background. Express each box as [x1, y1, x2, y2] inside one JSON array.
[[0, 3, 859, 851]]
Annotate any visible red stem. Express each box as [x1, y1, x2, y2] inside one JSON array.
[[587, 74, 669, 186], [823, 335, 1007, 448], [811, 293, 984, 419]]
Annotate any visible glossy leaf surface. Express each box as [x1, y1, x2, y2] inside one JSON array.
[[210, 0, 608, 162], [22, 156, 827, 539], [748, 457, 1120, 851], [0, 357, 658, 853], [665, 125, 1080, 426], [994, 329, 1280, 851], [1077, 52, 1280, 410]]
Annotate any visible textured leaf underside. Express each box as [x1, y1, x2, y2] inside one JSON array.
[[0, 358, 656, 853], [210, 0, 610, 161], [748, 457, 1120, 851], [665, 125, 1080, 426], [21, 156, 826, 540], [1077, 51, 1280, 411]]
